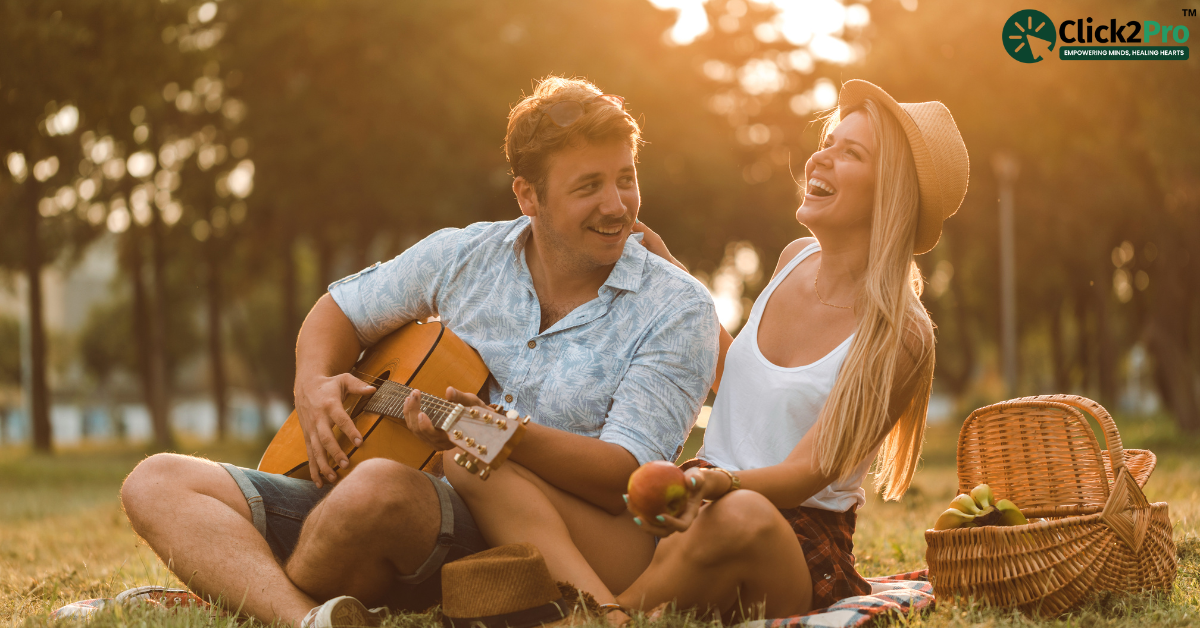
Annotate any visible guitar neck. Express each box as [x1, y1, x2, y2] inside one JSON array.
[[352, 368, 528, 478], [360, 378, 464, 431]]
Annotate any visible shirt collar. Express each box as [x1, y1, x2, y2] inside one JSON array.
[[505, 216, 647, 295], [505, 216, 533, 255], [602, 233, 647, 294]]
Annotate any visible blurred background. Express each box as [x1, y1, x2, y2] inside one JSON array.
[[0, 0, 1197, 452]]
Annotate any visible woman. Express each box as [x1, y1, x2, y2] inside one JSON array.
[[613, 79, 967, 619], [449, 79, 969, 621]]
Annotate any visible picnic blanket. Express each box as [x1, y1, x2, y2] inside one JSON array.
[[739, 569, 934, 628], [55, 572, 934, 626]]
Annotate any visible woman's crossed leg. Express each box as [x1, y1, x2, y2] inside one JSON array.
[[618, 490, 813, 622]]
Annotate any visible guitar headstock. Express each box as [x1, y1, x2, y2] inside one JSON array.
[[444, 404, 529, 480]]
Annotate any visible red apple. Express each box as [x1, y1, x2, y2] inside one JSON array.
[[627, 461, 688, 519]]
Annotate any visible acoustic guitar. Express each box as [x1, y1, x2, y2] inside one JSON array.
[[257, 320, 527, 481]]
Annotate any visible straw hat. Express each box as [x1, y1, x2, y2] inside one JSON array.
[[441, 543, 570, 628], [837, 79, 970, 255]]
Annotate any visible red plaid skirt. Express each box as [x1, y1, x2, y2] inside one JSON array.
[[682, 459, 871, 610]]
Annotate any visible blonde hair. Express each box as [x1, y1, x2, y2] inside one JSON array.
[[812, 99, 936, 501]]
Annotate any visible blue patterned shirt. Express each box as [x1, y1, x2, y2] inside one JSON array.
[[328, 217, 719, 466]]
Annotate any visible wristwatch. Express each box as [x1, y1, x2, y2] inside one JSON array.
[[712, 467, 741, 494]]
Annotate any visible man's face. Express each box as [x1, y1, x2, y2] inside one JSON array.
[[522, 140, 640, 272]]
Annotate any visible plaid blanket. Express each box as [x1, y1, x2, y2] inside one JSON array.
[[739, 569, 934, 628]]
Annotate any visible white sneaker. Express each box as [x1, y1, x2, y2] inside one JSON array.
[[300, 596, 386, 628]]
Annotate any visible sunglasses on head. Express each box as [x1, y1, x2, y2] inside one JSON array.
[[527, 94, 626, 140]]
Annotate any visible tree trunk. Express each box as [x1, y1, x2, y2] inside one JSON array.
[[316, 234, 335, 294], [1093, 278, 1118, 406], [1119, 106, 1200, 432], [126, 233, 156, 439], [207, 238, 229, 440], [23, 185, 51, 452], [147, 213, 174, 449], [1050, 296, 1070, 391], [1074, 286, 1092, 394], [281, 222, 299, 400], [1147, 245, 1200, 432], [936, 292, 976, 413]]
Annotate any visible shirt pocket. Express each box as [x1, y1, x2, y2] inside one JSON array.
[[535, 343, 622, 437]]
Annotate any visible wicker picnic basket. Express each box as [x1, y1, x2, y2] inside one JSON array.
[[924, 394, 1177, 616]]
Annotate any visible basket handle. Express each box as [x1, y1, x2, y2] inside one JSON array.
[[1011, 394, 1127, 484]]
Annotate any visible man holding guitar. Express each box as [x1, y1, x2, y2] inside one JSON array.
[[120, 76, 719, 627]]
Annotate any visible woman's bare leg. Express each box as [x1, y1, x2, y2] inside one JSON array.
[[617, 491, 813, 621], [446, 457, 654, 604]]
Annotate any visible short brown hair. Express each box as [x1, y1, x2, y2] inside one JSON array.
[[505, 76, 642, 201]]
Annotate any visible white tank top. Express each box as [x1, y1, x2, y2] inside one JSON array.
[[698, 242, 875, 512]]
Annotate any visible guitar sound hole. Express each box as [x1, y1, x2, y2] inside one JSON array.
[[350, 370, 389, 418]]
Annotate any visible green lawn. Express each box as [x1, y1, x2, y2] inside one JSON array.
[[2, 417, 1198, 627]]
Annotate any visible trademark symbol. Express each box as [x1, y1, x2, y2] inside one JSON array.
[[1185, 8, 1198, 17]]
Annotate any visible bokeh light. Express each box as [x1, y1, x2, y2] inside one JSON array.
[[45, 105, 79, 136], [32, 156, 59, 182], [227, 159, 255, 198], [6, 152, 27, 182], [127, 151, 157, 178]]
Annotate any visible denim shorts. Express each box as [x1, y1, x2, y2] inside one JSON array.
[[219, 464, 486, 609]]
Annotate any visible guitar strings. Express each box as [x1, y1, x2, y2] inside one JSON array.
[[347, 371, 508, 441], [350, 369, 462, 418], [348, 369, 485, 425]]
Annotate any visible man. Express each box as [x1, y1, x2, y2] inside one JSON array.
[[119, 76, 719, 627]]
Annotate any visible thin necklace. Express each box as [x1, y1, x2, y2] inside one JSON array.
[[814, 265, 853, 310]]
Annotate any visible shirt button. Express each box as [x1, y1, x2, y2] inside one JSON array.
[[527, 340, 537, 349], [505, 394, 514, 403]]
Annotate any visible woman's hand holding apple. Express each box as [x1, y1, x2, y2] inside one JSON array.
[[625, 462, 734, 537]]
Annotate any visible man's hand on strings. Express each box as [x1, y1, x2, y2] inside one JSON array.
[[294, 373, 374, 488], [402, 388, 458, 451]]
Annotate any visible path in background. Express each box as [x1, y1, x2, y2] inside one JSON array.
[[0, 398, 291, 447]]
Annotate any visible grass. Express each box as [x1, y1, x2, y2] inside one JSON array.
[[2, 418, 1198, 627]]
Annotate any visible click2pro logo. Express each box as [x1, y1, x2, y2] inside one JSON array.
[[1003, 10, 1057, 63], [1003, 10, 1191, 62]]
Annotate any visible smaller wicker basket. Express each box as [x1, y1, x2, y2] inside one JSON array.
[[924, 394, 1176, 616]]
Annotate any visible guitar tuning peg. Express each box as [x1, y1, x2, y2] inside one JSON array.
[[468, 408, 478, 418], [522, 415, 532, 425], [478, 467, 491, 480], [497, 419, 507, 430], [453, 452, 465, 466], [506, 409, 520, 420]]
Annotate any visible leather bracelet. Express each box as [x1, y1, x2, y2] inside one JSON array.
[[712, 467, 741, 494]]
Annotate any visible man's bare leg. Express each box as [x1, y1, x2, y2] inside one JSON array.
[[284, 459, 443, 606], [121, 453, 317, 625]]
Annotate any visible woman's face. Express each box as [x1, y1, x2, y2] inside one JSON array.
[[795, 109, 876, 235]]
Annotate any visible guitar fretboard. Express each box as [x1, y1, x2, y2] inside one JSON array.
[[359, 377, 463, 430]]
